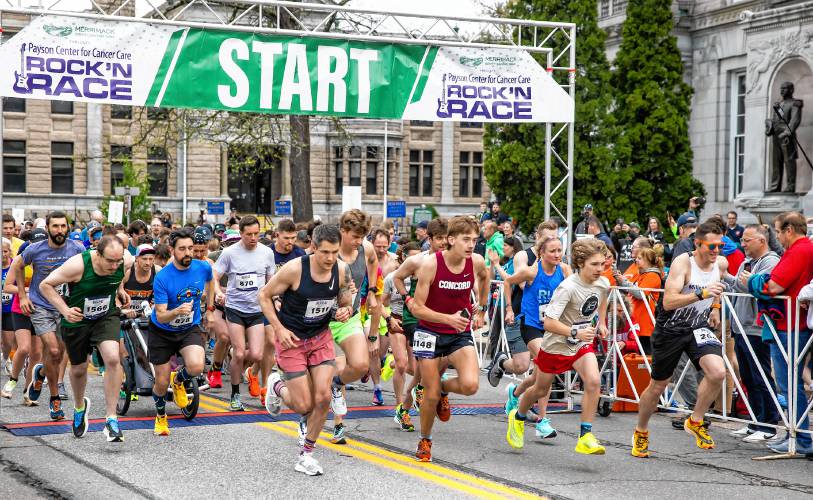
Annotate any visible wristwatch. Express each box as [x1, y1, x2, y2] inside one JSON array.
[[369, 287, 379, 294], [477, 304, 488, 313], [368, 335, 378, 342], [570, 326, 579, 340]]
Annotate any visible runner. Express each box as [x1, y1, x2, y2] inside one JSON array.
[[506, 238, 610, 455], [206, 230, 239, 389], [13, 211, 85, 420], [632, 221, 728, 457], [149, 229, 215, 436], [409, 216, 490, 462], [1, 253, 41, 404], [213, 216, 276, 410], [260, 224, 354, 476], [121, 244, 160, 316], [1, 239, 15, 373], [39, 235, 133, 442]]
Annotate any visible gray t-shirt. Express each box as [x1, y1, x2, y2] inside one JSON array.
[[383, 272, 410, 317], [22, 239, 86, 310], [213, 242, 275, 314]]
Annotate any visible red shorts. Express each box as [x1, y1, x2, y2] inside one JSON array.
[[275, 329, 335, 375], [534, 344, 595, 374]]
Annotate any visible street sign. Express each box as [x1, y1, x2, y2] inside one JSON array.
[[274, 200, 292, 217], [114, 186, 140, 196], [386, 200, 406, 218], [207, 201, 225, 215], [11, 209, 24, 224], [108, 201, 124, 224], [413, 208, 433, 226]]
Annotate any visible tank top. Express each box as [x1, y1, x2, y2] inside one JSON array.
[[62, 250, 125, 328], [418, 252, 474, 335], [278, 256, 340, 340], [340, 245, 367, 314], [521, 261, 564, 330], [124, 264, 155, 310], [509, 248, 536, 315], [656, 254, 719, 333], [2, 266, 12, 313]]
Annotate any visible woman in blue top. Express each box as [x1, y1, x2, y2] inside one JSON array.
[[1, 238, 15, 372]]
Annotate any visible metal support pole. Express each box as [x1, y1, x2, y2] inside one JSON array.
[[383, 120, 388, 219], [566, 26, 576, 254], [181, 115, 188, 224]]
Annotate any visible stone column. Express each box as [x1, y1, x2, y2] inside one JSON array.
[[85, 104, 103, 196], [441, 121, 454, 204]]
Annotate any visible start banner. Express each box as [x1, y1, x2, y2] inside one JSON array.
[[0, 15, 574, 123]]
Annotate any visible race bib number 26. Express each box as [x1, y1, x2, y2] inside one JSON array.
[[693, 328, 721, 347]]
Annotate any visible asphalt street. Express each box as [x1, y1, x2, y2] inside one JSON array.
[[2, 366, 813, 500]]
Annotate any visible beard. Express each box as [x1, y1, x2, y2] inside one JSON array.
[[49, 232, 66, 245], [179, 256, 193, 267]]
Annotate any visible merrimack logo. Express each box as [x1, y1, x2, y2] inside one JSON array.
[[43, 24, 73, 37], [459, 56, 483, 67]]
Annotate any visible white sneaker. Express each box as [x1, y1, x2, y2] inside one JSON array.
[[295, 452, 323, 476], [264, 372, 282, 417], [729, 425, 753, 437], [743, 431, 776, 443], [1, 379, 16, 398], [3, 357, 11, 376], [330, 384, 347, 416]]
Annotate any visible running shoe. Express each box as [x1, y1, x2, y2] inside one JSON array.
[[246, 368, 260, 398], [730, 425, 753, 437], [295, 452, 323, 476], [768, 438, 813, 454], [436, 394, 451, 422], [230, 393, 245, 411], [26, 363, 45, 402], [260, 387, 267, 407], [372, 387, 384, 406], [684, 417, 715, 449], [72, 397, 90, 438], [3, 356, 11, 376], [394, 403, 415, 432], [631, 429, 650, 458], [331, 423, 347, 444], [154, 415, 170, 436], [49, 398, 65, 421], [506, 409, 525, 449], [575, 432, 605, 455], [57, 382, 68, 401], [104, 418, 124, 443], [380, 354, 395, 382], [416, 438, 432, 462], [330, 384, 347, 416], [411, 386, 424, 413], [23, 393, 37, 406], [743, 431, 775, 443], [505, 383, 519, 415], [207, 369, 223, 389], [264, 372, 282, 417], [170, 372, 189, 408], [298, 415, 308, 446], [487, 352, 508, 388], [1, 379, 16, 399], [534, 418, 556, 439]]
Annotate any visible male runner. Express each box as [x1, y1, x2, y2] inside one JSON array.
[[121, 244, 160, 316], [14, 211, 85, 420], [213, 216, 276, 410], [632, 221, 728, 457], [40, 235, 133, 442], [409, 216, 489, 462], [260, 224, 354, 476], [206, 234, 235, 389]]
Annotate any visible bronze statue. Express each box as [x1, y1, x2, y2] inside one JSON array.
[[765, 81, 803, 193]]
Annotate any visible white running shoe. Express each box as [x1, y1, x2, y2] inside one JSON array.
[[729, 425, 753, 437], [743, 431, 776, 443], [295, 452, 323, 476], [3, 356, 11, 376], [264, 372, 282, 417], [330, 384, 347, 416], [1, 379, 16, 398]]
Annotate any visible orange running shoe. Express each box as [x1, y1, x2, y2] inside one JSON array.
[[437, 394, 451, 422], [260, 387, 267, 406], [246, 368, 260, 398], [416, 438, 432, 462]]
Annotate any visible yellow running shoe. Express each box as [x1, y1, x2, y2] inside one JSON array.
[[380, 353, 395, 382], [684, 417, 714, 449], [170, 372, 189, 408], [154, 415, 170, 436], [575, 432, 606, 455], [631, 429, 650, 458], [506, 409, 525, 449]]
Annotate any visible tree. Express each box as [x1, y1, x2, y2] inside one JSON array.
[[610, 0, 703, 224], [484, 0, 616, 230], [99, 158, 153, 223]]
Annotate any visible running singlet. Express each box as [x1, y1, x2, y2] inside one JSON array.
[[417, 252, 474, 335], [124, 264, 155, 312], [1, 267, 12, 313], [340, 245, 367, 314], [521, 261, 564, 330], [151, 260, 212, 331], [61, 250, 125, 327], [278, 256, 339, 340], [655, 254, 719, 334]]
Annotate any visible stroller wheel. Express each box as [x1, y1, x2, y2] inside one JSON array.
[[598, 400, 612, 417], [181, 377, 200, 421], [117, 383, 133, 416]]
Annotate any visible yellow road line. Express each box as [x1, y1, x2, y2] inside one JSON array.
[[198, 394, 543, 499]]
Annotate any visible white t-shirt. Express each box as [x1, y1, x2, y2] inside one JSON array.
[[540, 274, 609, 356], [383, 272, 410, 317], [213, 242, 275, 314]]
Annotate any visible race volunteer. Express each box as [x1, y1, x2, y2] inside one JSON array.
[[39, 235, 134, 443]]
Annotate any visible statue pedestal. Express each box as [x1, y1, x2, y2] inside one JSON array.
[[735, 191, 804, 223]]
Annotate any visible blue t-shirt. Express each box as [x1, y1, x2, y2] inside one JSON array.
[[273, 246, 306, 271], [22, 240, 86, 310], [2, 267, 12, 313], [151, 260, 213, 331]]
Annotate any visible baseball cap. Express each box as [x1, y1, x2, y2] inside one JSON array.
[[30, 228, 48, 243], [223, 229, 241, 242], [583, 204, 593, 210], [69, 232, 83, 241], [677, 212, 698, 228], [136, 244, 156, 257], [417, 220, 429, 229], [629, 222, 640, 230], [89, 226, 104, 239], [87, 220, 102, 230], [193, 225, 213, 243], [214, 223, 226, 234]]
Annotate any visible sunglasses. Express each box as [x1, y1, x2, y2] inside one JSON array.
[[696, 240, 723, 251]]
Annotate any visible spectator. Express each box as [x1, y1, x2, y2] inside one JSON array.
[[2, 214, 23, 256], [726, 211, 745, 246], [622, 237, 653, 280], [160, 211, 173, 228], [482, 220, 504, 267], [380, 220, 398, 253], [601, 244, 618, 286], [708, 214, 746, 275], [575, 204, 593, 234], [79, 210, 105, 242], [611, 219, 635, 273], [723, 224, 780, 442], [587, 216, 613, 250], [150, 217, 163, 244], [481, 201, 509, 226], [615, 246, 664, 354], [501, 220, 515, 239], [670, 213, 698, 261], [645, 217, 666, 245], [476, 201, 489, 223], [415, 220, 429, 251]]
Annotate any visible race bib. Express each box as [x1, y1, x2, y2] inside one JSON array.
[[2, 293, 12, 305], [170, 312, 193, 328], [236, 273, 258, 291], [412, 330, 437, 359], [538, 303, 548, 320], [693, 328, 720, 347], [304, 299, 335, 323], [56, 283, 69, 297], [83, 297, 110, 321]]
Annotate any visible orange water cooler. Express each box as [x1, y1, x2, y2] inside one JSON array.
[[613, 353, 652, 412]]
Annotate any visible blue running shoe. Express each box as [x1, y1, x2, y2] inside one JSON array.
[[26, 363, 46, 402], [373, 387, 384, 406], [104, 417, 123, 442], [49, 398, 65, 421], [331, 423, 346, 444], [505, 383, 519, 415], [73, 397, 90, 438], [534, 417, 557, 439]]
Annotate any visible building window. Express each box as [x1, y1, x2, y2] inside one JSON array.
[[333, 146, 344, 194], [51, 142, 74, 194], [2, 97, 25, 113], [111, 145, 132, 192], [409, 150, 434, 197], [385, 147, 399, 196], [366, 146, 378, 195], [148, 147, 168, 196], [460, 122, 483, 129], [2, 140, 26, 193], [459, 151, 483, 198], [410, 120, 434, 127], [349, 146, 362, 187], [599, 0, 627, 18], [51, 100, 73, 114], [730, 72, 746, 198], [147, 107, 168, 120], [460, 161, 469, 198], [111, 105, 132, 119]]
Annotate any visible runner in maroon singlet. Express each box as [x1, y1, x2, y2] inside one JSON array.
[[407, 216, 489, 462]]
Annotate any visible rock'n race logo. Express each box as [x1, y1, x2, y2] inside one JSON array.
[[459, 56, 483, 67], [43, 24, 73, 37]]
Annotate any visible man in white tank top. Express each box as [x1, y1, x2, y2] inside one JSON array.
[[631, 221, 729, 458]]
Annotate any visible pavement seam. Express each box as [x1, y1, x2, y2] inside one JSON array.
[[0, 444, 73, 500]]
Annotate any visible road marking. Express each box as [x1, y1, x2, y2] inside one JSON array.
[[199, 394, 543, 499]]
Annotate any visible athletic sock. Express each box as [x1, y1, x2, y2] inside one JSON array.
[[332, 375, 344, 387], [174, 367, 190, 385], [50, 395, 60, 403], [302, 438, 316, 454], [212, 361, 222, 371], [374, 383, 381, 391], [9, 376, 17, 382], [515, 411, 527, 421], [420, 435, 432, 441], [272, 379, 285, 397], [580, 422, 592, 437], [231, 384, 240, 397], [153, 393, 167, 416]]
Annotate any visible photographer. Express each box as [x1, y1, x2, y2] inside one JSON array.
[[575, 204, 593, 235], [611, 219, 635, 273]]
